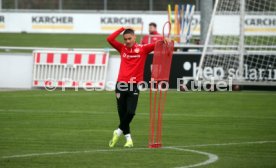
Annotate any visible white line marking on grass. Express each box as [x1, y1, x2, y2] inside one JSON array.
[[2, 90, 275, 98], [0, 109, 107, 114], [173, 140, 276, 148], [165, 147, 218, 168], [1, 147, 217, 168], [1, 147, 156, 159], [1, 148, 148, 159], [1, 141, 276, 168], [1, 108, 276, 120], [0, 92, 112, 98]]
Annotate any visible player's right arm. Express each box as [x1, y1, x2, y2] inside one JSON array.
[[143, 43, 156, 54], [106, 27, 125, 52], [143, 37, 171, 54], [141, 35, 149, 45]]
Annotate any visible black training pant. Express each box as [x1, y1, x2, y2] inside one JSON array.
[[115, 82, 140, 135]]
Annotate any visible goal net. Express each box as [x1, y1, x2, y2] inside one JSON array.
[[198, 0, 276, 86]]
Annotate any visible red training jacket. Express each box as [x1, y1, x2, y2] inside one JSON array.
[[107, 27, 155, 83]]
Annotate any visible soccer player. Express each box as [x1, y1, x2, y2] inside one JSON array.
[[141, 22, 163, 44], [107, 27, 167, 148]]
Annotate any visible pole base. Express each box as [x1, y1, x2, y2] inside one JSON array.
[[148, 143, 162, 148]]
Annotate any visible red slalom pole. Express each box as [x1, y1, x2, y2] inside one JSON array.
[[148, 21, 174, 148], [156, 86, 163, 147], [149, 79, 153, 146], [158, 84, 168, 146]]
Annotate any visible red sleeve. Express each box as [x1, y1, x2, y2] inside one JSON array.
[[141, 35, 149, 45], [106, 27, 125, 52], [143, 43, 155, 54]]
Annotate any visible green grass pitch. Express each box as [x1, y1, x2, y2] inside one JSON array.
[[0, 90, 276, 168], [0, 33, 143, 54], [0, 33, 142, 50], [0, 33, 275, 50], [0, 33, 111, 48]]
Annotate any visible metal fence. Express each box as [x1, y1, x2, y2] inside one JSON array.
[[1, 0, 198, 11]]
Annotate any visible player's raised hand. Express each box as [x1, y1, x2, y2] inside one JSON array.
[[163, 37, 171, 44]]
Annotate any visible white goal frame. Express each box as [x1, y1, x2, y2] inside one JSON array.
[[197, 0, 276, 86]]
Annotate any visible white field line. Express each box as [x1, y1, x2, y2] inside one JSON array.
[[0, 91, 276, 98], [165, 147, 218, 168], [1, 141, 276, 168], [1, 146, 218, 168], [172, 140, 276, 148], [1, 108, 276, 120], [1, 147, 149, 159], [0, 92, 111, 98]]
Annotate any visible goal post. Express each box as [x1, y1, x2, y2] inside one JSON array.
[[197, 0, 276, 86]]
